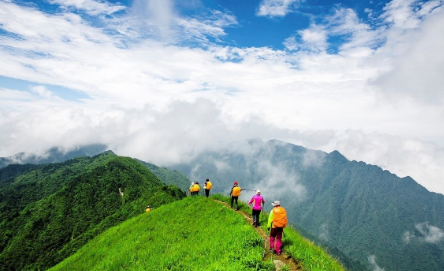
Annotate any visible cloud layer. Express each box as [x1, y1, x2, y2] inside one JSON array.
[[0, 0, 444, 194]]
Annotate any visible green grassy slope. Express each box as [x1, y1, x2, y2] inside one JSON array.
[[0, 153, 185, 271], [51, 196, 345, 271]]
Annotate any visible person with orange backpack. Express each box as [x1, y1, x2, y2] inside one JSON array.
[[229, 181, 242, 210], [267, 200, 287, 256]]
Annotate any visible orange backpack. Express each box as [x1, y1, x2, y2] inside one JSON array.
[[272, 207, 287, 228]]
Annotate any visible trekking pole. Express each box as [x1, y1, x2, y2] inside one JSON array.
[[263, 228, 270, 259]]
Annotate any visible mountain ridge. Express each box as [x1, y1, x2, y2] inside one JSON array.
[[0, 152, 185, 270]]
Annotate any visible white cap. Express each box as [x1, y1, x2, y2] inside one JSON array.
[[256, 190, 261, 194], [271, 200, 281, 206]]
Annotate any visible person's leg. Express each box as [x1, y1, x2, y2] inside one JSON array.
[[275, 228, 283, 255], [252, 209, 259, 226], [234, 197, 239, 210], [231, 196, 234, 208], [269, 228, 277, 252], [252, 209, 256, 225], [205, 189, 209, 197]]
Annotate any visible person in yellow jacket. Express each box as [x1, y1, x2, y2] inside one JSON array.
[[204, 179, 212, 198], [145, 205, 152, 212], [267, 200, 287, 256], [229, 181, 242, 210]]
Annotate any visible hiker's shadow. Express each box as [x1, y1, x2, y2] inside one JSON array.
[[282, 239, 293, 246]]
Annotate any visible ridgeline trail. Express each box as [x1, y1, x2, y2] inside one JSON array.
[[215, 200, 301, 271]]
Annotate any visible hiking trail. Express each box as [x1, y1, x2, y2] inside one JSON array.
[[215, 200, 301, 271]]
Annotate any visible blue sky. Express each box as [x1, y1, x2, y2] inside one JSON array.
[[1, 0, 444, 199]]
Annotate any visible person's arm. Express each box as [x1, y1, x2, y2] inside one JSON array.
[[229, 187, 233, 196], [248, 197, 254, 205], [267, 210, 274, 229]]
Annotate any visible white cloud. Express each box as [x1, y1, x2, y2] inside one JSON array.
[[403, 231, 415, 244], [129, 0, 237, 42], [368, 255, 385, 271], [1, 0, 444, 197], [31, 86, 54, 98], [256, 0, 301, 18], [415, 222, 444, 243], [372, 3, 444, 104], [284, 24, 328, 52], [319, 223, 329, 241], [49, 0, 125, 15]]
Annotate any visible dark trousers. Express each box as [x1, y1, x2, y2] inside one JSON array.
[[231, 196, 239, 209], [252, 209, 261, 226], [205, 189, 210, 197]]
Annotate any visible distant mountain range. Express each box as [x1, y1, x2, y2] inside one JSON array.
[[2, 139, 444, 270], [168, 139, 444, 271], [0, 144, 108, 168]]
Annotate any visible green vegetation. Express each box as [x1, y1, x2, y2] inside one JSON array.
[[171, 140, 444, 271], [212, 194, 345, 271], [139, 160, 191, 192], [0, 152, 185, 270], [50, 196, 274, 271]]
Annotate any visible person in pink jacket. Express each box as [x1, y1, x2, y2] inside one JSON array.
[[248, 190, 265, 227]]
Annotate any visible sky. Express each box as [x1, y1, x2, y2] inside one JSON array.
[[0, 0, 444, 194]]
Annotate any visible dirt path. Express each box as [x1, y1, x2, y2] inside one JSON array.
[[215, 200, 301, 271]]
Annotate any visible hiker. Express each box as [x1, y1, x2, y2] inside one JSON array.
[[189, 182, 195, 196], [204, 179, 212, 198], [248, 190, 265, 227], [229, 181, 242, 210], [145, 205, 152, 212], [267, 200, 287, 256], [193, 182, 200, 196]]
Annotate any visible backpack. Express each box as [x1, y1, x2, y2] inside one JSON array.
[[272, 207, 287, 228], [232, 186, 241, 197]]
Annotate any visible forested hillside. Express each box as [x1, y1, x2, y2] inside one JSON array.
[[0, 152, 185, 270], [169, 139, 444, 271], [138, 160, 191, 192]]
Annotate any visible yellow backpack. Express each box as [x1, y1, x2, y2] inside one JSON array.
[[206, 181, 212, 190], [232, 186, 241, 197], [194, 184, 200, 191]]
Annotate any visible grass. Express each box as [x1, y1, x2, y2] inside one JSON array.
[[50, 194, 345, 271], [49, 196, 274, 271], [212, 194, 346, 271]]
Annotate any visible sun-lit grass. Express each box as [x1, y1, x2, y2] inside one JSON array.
[[50, 194, 345, 271], [281, 225, 345, 271], [212, 194, 346, 271], [49, 196, 274, 271]]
